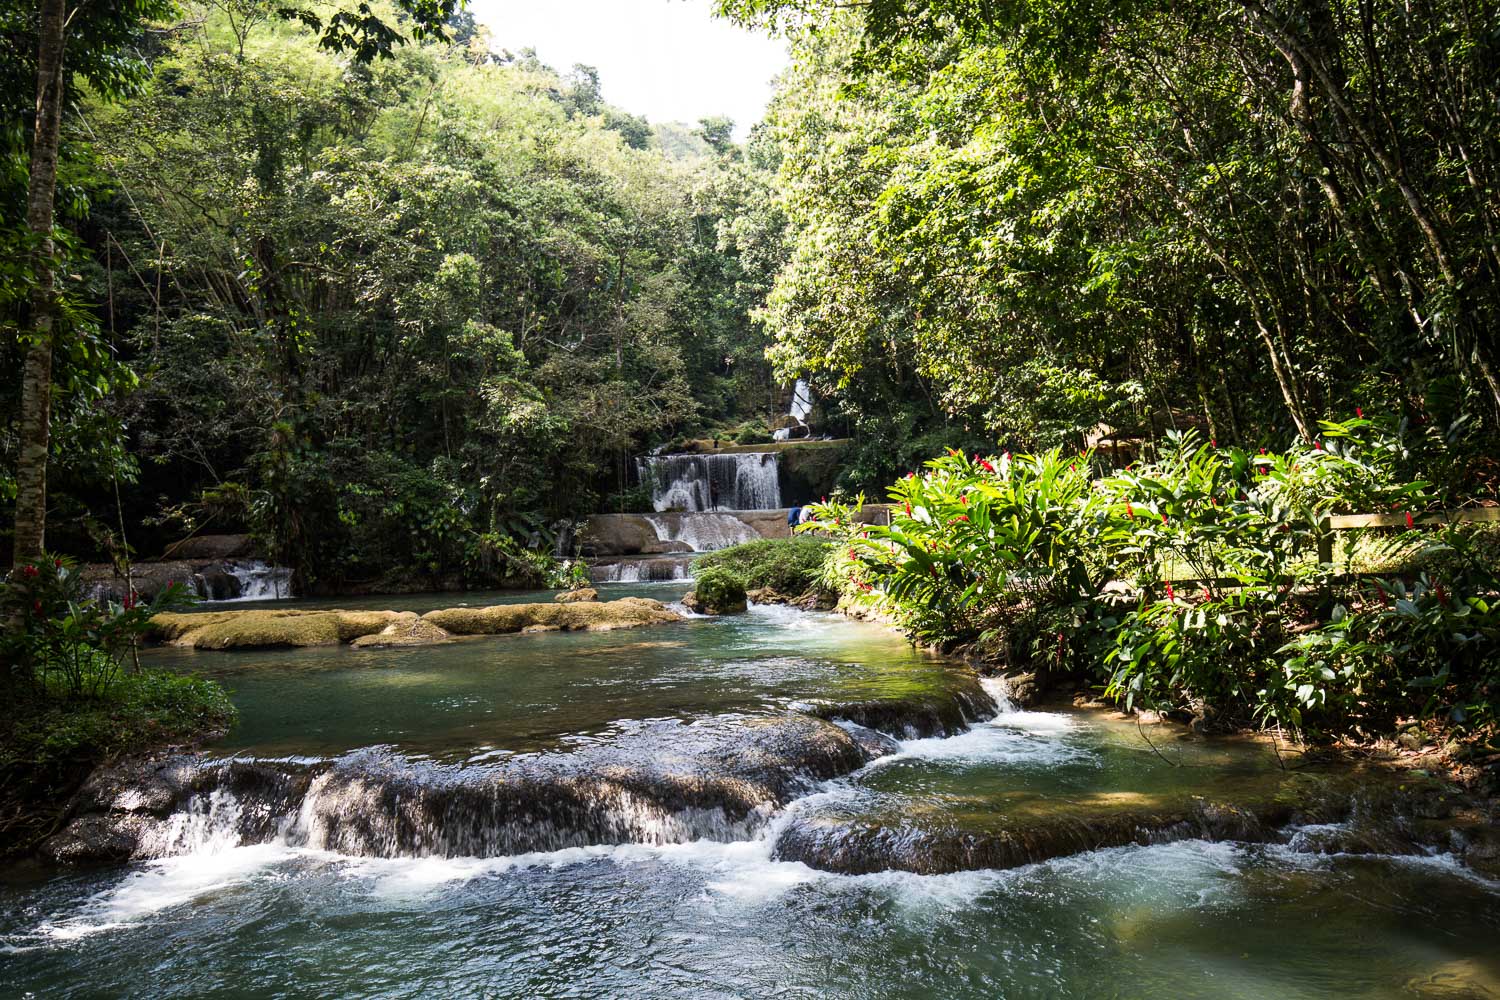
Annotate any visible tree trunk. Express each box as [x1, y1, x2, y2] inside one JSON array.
[[12, 0, 67, 567]]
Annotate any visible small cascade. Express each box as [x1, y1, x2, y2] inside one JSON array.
[[637, 453, 781, 512], [213, 560, 293, 602], [79, 713, 887, 863], [645, 513, 758, 552], [81, 558, 294, 604], [592, 554, 694, 583], [773, 379, 814, 441]]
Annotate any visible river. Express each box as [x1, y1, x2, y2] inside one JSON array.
[[3, 583, 1496, 997]]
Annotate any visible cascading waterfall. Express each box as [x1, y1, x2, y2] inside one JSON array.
[[592, 556, 693, 583], [636, 453, 781, 512], [217, 560, 293, 602], [644, 514, 758, 552], [773, 379, 813, 441]]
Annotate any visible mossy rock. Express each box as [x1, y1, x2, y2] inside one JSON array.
[[685, 569, 747, 615], [555, 588, 599, 603], [349, 614, 453, 648], [148, 610, 405, 649], [423, 597, 680, 635], [150, 599, 680, 650]]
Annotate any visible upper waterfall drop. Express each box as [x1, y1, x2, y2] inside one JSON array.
[[773, 379, 813, 441], [637, 452, 782, 512]]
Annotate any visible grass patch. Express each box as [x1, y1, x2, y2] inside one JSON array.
[[692, 538, 833, 596]]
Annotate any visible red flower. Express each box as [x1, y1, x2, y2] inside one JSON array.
[[960, 495, 968, 505], [53, 557, 61, 568], [979, 459, 995, 473], [904, 502, 912, 516], [1435, 583, 1448, 606], [1259, 447, 1266, 455], [847, 548, 857, 560], [1164, 582, 1176, 601], [21, 564, 38, 578], [1314, 441, 1323, 451], [1374, 582, 1390, 605], [1202, 587, 1213, 603], [1355, 406, 1363, 418], [1126, 503, 1135, 519], [1070, 463, 1076, 471], [1211, 439, 1218, 448], [952, 514, 970, 523], [1160, 512, 1168, 525], [1404, 511, 1415, 530]]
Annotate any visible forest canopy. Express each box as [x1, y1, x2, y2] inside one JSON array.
[[2, 0, 785, 591], [725, 0, 1500, 489]]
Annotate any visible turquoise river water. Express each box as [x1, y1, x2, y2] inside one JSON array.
[[2, 583, 1497, 998]]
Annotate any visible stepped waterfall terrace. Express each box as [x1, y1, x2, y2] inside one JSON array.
[[5, 584, 1499, 997]]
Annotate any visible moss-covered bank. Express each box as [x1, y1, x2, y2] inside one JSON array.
[[147, 597, 682, 650]]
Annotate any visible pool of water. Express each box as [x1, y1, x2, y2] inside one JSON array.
[[146, 584, 958, 760], [4, 593, 1497, 997]]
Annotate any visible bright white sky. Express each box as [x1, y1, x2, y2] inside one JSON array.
[[467, 0, 788, 140]]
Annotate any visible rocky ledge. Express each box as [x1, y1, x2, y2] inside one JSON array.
[[47, 714, 898, 863], [148, 597, 681, 650], [44, 663, 999, 863]]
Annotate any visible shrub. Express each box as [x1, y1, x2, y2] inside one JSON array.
[[804, 424, 1496, 740], [0, 555, 238, 855], [689, 568, 748, 614], [692, 538, 832, 597], [1, 555, 194, 697]]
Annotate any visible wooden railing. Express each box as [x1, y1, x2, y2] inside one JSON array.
[[1318, 507, 1500, 564]]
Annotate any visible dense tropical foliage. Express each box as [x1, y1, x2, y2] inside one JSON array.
[[809, 428, 1498, 739], [2, 1, 785, 592], [723, 0, 1500, 490]]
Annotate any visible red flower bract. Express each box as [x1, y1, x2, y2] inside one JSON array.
[[1164, 582, 1176, 601], [1405, 511, 1415, 530]]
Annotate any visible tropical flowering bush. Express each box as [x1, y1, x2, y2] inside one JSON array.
[[1, 555, 194, 699], [1277, 528, 1500, 737], [803, 420, 1497, 739]]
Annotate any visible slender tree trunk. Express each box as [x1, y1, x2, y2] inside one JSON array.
[[12, 0, 67, 567]]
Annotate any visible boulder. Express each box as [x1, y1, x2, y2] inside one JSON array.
[[349, 614, 452, 648], [423, 597, 680, 635], [160, 534, 257, 560], [148, 609, 408, 649], [554, 587, 599, 603]]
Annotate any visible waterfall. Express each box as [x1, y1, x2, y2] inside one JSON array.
[[592, 555, 694, 583], [636, 453, 781, 512], [644, 514, 757, 552], [214, 560, 293, 602], [773, 379, 813, 441]]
